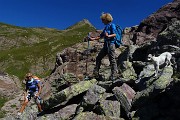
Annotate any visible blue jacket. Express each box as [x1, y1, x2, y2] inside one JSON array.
[[100, 23, 116, 44], [26, 78, 40, 92]]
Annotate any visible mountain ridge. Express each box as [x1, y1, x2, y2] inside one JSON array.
[[0, 19, 96, 79]]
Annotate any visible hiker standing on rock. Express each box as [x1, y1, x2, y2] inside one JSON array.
[[17, 73, 43, 118], [89, 13, 118, 80], [51, 52, 64, 74]]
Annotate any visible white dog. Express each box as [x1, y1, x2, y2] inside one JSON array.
[[147, 52, 174, 77]]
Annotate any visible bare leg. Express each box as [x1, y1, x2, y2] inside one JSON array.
[[35, 97, 43, 112], [167, 59, 172, 66], [154, 64, 159, 77], [19, 98, 29, 113], [37, 103, 43, 112]]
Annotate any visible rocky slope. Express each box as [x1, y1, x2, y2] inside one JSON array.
[[123, 0, 180, 46], [1, 0, 180, 120]]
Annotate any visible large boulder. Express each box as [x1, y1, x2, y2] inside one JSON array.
[[54, 104, 78, 120], [98, 99, 121, 118], [113, 83, 136, 115], [73, 112, 124, 120], [43, 79, 97, 109]]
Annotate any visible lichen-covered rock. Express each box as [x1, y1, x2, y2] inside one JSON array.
[[83, 85, 106, 105], [43, 79, 97, 109], [75, 85, 106, 114], [54, 104, 78, 120], [133, 66, 173, 107], [99, 100, 120, 118], [120, 61, 137, 81], [73, 112, 124, 120], [113, 83, 136, 114]]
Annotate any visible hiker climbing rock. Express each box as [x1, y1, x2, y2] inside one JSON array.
[[51, 52, 64, 74], [55, 52, 64, 67], [89, 13, 119, 81], [17, 73, 43, 118]]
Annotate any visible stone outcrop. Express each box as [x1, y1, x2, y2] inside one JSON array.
[[123, 0, 180, 45], [113, 83, 136, 115], [1, 0, 180, 120], [43, 79, 97, 109], [73, 112, 124, 120], [0, 72, 21, 98]]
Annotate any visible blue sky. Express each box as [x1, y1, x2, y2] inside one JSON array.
[[0, 0, 173, 30]]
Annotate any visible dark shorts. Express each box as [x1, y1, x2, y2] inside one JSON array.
[[26, 91, 42, 104]]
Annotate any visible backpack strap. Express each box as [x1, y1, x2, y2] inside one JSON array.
[[109, 23, 114, 34]]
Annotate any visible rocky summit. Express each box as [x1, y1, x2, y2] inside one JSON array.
[[0, 0, 180, 120]]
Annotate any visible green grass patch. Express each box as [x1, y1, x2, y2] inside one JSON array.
[[0, 96, 7, 108], [0, 21, 96, 80], [10, 104, 16, 108], [0, 111, 6, 118], [0, 96, 8, 118]]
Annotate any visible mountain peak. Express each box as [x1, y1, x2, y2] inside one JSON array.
[[66, 19, 95, 30], [80, 19, 93, 26]]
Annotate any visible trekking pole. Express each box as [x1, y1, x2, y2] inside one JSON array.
[[75, 49, 78, 80], [87, 33, 90, 49], [84, 33, 91, 80]]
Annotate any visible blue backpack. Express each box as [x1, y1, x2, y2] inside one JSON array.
[[110, 24, 123, 48]]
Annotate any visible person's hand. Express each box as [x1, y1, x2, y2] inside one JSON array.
[[89, 37, 96, 41], [23, 91, 27, 96], [35, 93, 40, 98]]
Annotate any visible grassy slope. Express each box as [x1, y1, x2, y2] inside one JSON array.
[[0, 96, 7, 118], [0, 21, 96, 80]]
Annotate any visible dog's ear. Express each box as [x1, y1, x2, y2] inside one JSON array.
[[153, 53, 156, 57], [147, 54, 152, 60]]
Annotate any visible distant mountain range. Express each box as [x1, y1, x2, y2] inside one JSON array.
[[0, 19, 95, 79]]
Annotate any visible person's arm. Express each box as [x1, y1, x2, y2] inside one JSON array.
[[104, 32, 116, 39], [23, 84, 28, 99], [89, 36, 101, 40], [106, 33, 116, 38], [36, 82, 42, 97], [106, 24, 116, 39], [89, 29, 106, 41]]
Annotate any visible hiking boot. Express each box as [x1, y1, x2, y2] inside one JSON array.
[[37, 110, 45, 117]]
